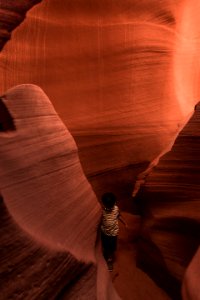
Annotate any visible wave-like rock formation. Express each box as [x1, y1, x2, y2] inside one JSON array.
[[0, 0, 42, 51], [0, 195, 93, 300], [0, 84, 120, 299], [1, 0, 200, 200], [136, 104, 200, 299], [1, 1, 200, 299], [182, 246, 200, 300]]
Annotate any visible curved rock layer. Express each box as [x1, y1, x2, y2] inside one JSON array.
[[0, 194, 119, 300], [0, 84, 119, 300], [0, 0, 42, 51], [182, 246, 200, 300], [0, 84, 101, 261], [0, 195, 93, 300], [1, 1, 200, 299], [136, 103, 200, 299], [1, 0, 200, 202]]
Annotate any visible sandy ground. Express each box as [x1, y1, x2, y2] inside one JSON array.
[[110, 213, 171, 300]]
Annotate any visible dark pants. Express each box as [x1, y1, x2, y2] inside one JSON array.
[[101, 231, 117, 261]]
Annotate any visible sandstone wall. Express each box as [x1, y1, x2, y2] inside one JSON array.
[[136, 104, 200, 299]]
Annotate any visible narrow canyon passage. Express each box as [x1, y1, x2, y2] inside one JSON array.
[[111, 214, 171, 300], [0, 1, 200, 299]]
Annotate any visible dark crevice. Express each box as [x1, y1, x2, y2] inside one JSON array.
[[0, 97, 16, 131]]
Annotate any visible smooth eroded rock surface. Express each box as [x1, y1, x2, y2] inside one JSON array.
[[0, 84, 119, 300], [182, 247, 200, 300], [136, 104, 200, 299], [1, 1, 200, 299], [1, 0, 200, 198]]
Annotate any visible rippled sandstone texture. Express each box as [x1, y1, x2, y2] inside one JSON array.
[[0, 84, 119, 299], [0, 0, 200, 299], [136, 103, 200, 299], [1, 0, 200, 197], [0, 0, 42, 51], [182, 246, 200, 300]]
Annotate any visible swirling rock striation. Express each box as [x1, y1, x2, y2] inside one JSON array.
[[1, 1, 200, 299], [136, 104, 200, 299], [1, 0, 199, 191], [0, 195, 92, 300], [0, 84, 119, 299], [0, 0, 42, 51], [182, 246, 200, 300]]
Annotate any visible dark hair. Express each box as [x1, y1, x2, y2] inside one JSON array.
[[101, 192, 116, 209]]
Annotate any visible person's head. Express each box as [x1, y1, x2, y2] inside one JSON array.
[[101, 192, 116, 210]]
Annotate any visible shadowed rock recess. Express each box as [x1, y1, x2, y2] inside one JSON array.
[[0, 0, 42, 51], [182, 246, 200, 300], [136, 104, 200, 299]]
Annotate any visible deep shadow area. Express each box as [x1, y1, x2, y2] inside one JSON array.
[[136, 238, 182, 300], [112, 216, 171, 300], [0, 97, 15, 131], [88, 161, 149, 214]]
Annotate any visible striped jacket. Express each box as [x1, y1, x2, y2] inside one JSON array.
[[101, 205, 119, 236]]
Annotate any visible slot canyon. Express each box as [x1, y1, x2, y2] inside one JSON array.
[[0, 1, 199, 299]]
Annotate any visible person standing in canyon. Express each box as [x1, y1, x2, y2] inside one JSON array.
[[101, 192, 126, 271]]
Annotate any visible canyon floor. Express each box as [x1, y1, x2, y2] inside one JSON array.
[[111, 214, 171, 300]]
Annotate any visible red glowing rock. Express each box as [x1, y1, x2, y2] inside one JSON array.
[[0, 84, 120, 299], [136, 103, 200, 299], [182, 247, 200, 300], [0, 84, 101, 261], [1, 1, 200, 299]]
